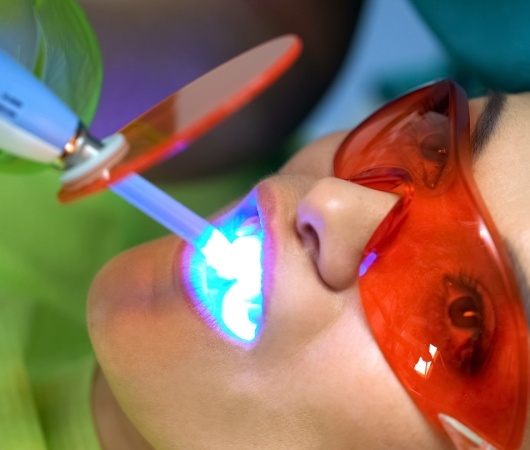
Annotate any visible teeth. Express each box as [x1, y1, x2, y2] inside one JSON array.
[[218, 231, 263, 342], [189, 207, 264, 343], [235, 215, 261, 237], [230, 235, 263, 286], [221, 282, 261, 342]]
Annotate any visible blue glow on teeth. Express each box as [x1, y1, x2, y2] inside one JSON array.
[[190, 213, 264, 343]]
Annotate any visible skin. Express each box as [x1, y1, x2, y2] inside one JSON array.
[[88, 94, 530, 449]]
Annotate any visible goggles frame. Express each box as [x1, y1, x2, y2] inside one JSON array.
[[334, 81, 529, 449]]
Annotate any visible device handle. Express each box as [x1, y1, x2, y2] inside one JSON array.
[[0, 49, 80, 162]]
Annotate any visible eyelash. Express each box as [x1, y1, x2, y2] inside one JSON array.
[[452, 270, 482, 295]]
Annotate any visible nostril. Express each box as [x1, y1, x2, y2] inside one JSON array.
[[295, 177, 400, 291], [297, 221, 320, 258]]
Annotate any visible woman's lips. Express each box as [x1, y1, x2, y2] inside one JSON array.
[[178, 187, 270, 344]]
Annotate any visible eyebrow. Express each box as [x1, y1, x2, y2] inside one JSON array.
[[471, 91, 507, 159]]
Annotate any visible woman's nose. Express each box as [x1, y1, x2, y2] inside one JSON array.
[[296, 177, 399, 290]]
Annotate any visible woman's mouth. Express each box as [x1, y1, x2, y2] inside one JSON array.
[[182, 190, 265, 344]]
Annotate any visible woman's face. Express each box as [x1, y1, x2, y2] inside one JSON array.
[[88, 92, 530, 449]]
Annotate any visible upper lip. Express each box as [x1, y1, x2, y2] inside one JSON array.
[[254, 178, 284, 313]]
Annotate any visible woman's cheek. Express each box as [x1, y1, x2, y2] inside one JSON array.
[[87, 238, 202, 393]]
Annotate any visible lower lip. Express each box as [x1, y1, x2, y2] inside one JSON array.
[[181, 191, 264, 344]]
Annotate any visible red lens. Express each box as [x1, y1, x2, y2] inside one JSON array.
[[334, 81, 528, 449]]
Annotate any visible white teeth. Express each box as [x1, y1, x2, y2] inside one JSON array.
[[231, 235, 263, 288], [235, 215, 261, 237], [221, 282, 260, 342], [218, 232, 263, 342], [192, 211, 264, 343]]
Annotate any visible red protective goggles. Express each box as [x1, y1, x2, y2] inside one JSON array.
[[334, 81, 529, 449]]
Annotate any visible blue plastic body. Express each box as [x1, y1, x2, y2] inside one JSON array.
[[0, 49, 79, 149]]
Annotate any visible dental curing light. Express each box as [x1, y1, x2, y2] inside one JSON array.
[[0, 36, 300, 341], [111, 174, 265, 342]]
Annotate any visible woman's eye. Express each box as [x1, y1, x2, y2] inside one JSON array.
[[441, 275, 493, 376], [404, 112, 450, 189], [419, 133, 448, 165], [448, 295, 482, 329]]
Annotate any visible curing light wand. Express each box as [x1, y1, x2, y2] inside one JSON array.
[[0, 48, 264, 342], [112, 174, 265, 343], [109, 174, 236, 279], [0, 47, 232, 263], [0, 50, 262, 342], [111, 173, 264, 343]]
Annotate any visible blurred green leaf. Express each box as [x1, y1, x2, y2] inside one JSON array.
[[0, 0, 102, 173]]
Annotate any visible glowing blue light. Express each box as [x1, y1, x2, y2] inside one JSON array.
[[109, 174, 264, 342], [359, 251, 377, 276], [188, 211, 264, 343]]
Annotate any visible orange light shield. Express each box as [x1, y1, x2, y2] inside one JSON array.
[[334, 81, 528, 449], [59, 35, 301, 202]]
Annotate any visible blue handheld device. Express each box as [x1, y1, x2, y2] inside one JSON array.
[[0, 51, 78, 148]]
